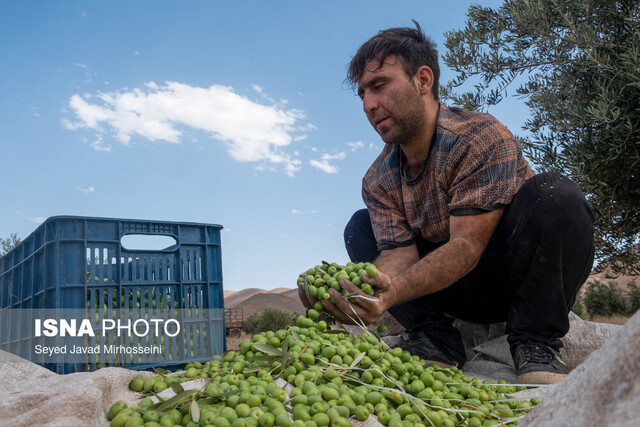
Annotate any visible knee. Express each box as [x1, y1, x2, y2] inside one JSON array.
[[344, 209, 378, 263], [344, 209, 371, 242], [523, 173, 594, 231]]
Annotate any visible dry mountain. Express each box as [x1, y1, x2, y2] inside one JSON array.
[[224, 287, 305, 319]]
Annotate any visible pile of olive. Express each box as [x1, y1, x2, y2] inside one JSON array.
[[108, 315, 538, 427]]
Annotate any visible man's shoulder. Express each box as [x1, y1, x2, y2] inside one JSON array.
[[438, 104, 507, 138], [437, 104, 516, 153]]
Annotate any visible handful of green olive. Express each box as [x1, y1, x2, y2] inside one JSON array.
[[298, 261, 379, 314]]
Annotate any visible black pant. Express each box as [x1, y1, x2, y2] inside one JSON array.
[[344, 173, 595, 357]]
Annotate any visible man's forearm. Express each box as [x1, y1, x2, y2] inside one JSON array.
[[390, 237, 481, 306], [374, 245, 420, 279]]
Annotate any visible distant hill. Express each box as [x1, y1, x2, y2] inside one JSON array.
[[586, 244, 639, 293], [224, 288, 271, 308], [224, 287, 305, 319]]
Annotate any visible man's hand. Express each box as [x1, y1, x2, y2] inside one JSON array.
[[318, 270, 397, 325], [297, 281, 317, 311], [297, 245, 418, 325]]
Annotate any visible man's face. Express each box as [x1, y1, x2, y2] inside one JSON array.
[[357, 56, 426, 145]]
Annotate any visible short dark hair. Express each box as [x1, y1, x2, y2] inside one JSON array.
[[347, 20, 440, 100]]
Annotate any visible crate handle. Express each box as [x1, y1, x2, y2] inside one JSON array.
[[120, 234, 178, 251]]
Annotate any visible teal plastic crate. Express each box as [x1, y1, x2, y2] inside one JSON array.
[[0, 216, 226, 373]]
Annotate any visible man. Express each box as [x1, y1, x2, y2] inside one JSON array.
[[298, 22, 594, 384]]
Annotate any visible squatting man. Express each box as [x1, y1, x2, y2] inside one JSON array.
[[298, 22, 594, 385]]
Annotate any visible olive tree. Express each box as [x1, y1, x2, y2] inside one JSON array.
[[441, 0, 640, 274], [243, 307, 294, 334], [0, 233, 20, 258]]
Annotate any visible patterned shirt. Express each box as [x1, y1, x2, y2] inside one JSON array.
[[362, 104, 534, 251]]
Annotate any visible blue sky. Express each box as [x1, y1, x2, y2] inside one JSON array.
[[1, 0, 528, 291]]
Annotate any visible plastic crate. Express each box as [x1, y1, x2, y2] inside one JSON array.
[[0, 216, 226, 373]]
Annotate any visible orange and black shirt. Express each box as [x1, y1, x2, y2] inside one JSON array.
[[362, 104, 534, 251]]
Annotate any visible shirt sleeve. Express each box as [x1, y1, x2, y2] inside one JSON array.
[[362, 174, 415, 251], [446, 122, 527, 215]]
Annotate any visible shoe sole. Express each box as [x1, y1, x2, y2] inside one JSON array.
[[518, 371, 567, 385]]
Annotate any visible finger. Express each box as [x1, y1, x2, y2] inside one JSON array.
[[321, 302, 353, 324], [315, 290, 358, 324], [326, 287, 374, 325], [319, 292, 348, 318], [361, 271, 388, 289], [338, 278, 360, 293], [339, 279, 378, 311], [297, 283, 313, 310]]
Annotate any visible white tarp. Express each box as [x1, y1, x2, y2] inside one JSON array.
[[0, 313, 631, 426]]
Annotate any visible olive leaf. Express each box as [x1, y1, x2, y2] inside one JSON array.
[[350, 351, 367, 368], [253, 343, 284, 356], [196, 396, 226, 406], [280, 340, 290, 366], [190, 399, 200, 423], [290, 328, 301, 342], [249, 355, 282, 364], [170, 382, 185, 394], [278, 340, 290, 377], [201, 390, 241, 400], [152, 389, 197, 411], [303, 275, 309, 296], [153, 367, 170, 377], [323, 329, 349, 335]]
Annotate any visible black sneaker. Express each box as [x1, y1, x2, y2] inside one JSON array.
[[396, 331, 467, 368], [512, 340, 568, 384]]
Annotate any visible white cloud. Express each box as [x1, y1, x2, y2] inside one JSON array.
[[15, 211, 46, 224], [63, 81, 314, 176], [290, 208, 317, 215], [347, 141, 364, 151], [323, 152, 346, 161], [74, 62, 87, 68], [75, 134, 112, 152], [309, 159, 338, 174], [77, 186, 95, 194], [347, 140, 380, 152], [309, 151, 347, 174], [255, 164, 278, 173]]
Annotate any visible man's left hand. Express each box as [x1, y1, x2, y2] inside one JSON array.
[[319, 270, 396, 325]]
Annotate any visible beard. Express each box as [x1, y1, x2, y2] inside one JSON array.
[[376, 82, 427, 146]]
